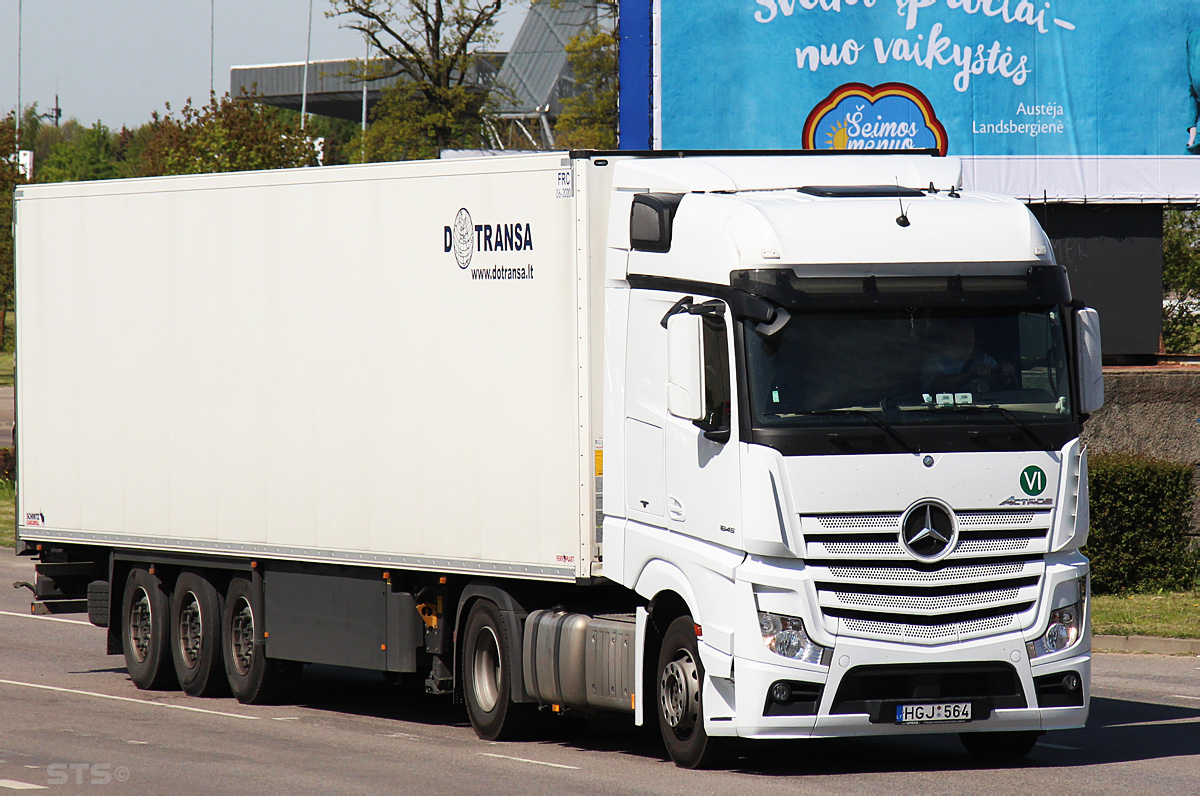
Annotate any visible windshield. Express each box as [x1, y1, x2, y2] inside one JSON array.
[[745, 307, 1072, 430]]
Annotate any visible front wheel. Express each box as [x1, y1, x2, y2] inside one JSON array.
[[656, 616, 726, 769], [959, 730, 1041, 759]]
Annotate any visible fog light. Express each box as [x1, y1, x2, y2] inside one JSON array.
[[1026, 601, 1083, 658], [770, 681, 792, 703], [758, 612, 829, 666], [1062, 673, 1080, 692]]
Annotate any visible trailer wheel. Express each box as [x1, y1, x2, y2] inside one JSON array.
[[222, 577, 289, 704], [959, 730, 1040, 759], [121, 568, 176, 690], [656, 616, 725, 769], [169, 572, 228, 697], [462, 599, 533, 740]]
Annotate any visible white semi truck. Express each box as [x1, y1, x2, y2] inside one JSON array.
[[13, 151, 1102, 767]]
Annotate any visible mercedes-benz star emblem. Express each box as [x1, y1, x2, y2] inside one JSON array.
[[899, 501, 957, 562]]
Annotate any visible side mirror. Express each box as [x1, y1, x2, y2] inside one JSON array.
[[666, 313, 705, 421], [1075, 307, 1104, 414]]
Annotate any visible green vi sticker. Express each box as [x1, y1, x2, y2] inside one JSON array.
[[1020, 465, 1047, 496]]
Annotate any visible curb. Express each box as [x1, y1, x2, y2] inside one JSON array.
[[1093, 634, 1200, 655]]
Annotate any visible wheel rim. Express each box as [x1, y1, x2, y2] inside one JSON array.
[[470, 626, 502, 713], [177, 591, 203, 669], [660, 648, 700, 737], [128, 587, 152, 663], [229, 597, 255, 676]]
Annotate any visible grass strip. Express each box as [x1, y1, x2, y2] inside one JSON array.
[[0, 478, 13, 548], [1092, 591, 1200, 639]]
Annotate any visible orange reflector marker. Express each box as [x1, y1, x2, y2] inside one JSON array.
[[630, 694, 636, 709], [263, 631, 269, 638], [381, 644, 387, 651], [551, 704, 561, 713], [383, 571, 390, 581], [149, 566, 156, 575], [250, 561, 258, 569], [694, 623, 703, 638], [439, 576, 447, 584]]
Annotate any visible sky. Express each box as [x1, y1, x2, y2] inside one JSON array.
[[0, 0, 528, 131]]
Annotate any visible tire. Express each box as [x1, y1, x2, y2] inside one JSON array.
[[959, 730, 1041, 759], [222, 577, 295, 704], [170, 571, 228, 697], [121, 568, 176, 690], [461, 599, 534, 741], [656, 616, 725, 769]]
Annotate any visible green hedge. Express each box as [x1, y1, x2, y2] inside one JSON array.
[[1084, 454, 1200, 594]]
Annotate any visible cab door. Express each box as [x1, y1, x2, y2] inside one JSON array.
[[662, 296, 743, 550]]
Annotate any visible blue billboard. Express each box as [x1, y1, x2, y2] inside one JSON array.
[[619, 0, 1200, 199]]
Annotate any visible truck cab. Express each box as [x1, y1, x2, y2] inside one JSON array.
[[599, 154, 1101, 766]]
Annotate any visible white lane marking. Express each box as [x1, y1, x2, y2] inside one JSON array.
[[480, 753, 580, 770], [0, 781, 46, 790], [126, 740, 149, 745], [271, 717, 300, 721], [1105, 717, 1200, 729], [1035, 742, 1080, 751], [1171, 694, 1200, 701], [0, 680, 259, 720], [0, 610, 93, 626]]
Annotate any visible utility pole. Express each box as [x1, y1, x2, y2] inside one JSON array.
[[300, 0, 313, 130], [16, 0, 22, 140]]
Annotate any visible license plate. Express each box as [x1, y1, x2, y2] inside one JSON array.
[[895, 702, 973, 724]]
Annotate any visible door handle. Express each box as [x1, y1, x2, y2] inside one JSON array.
[[668, 496, 685, 522]]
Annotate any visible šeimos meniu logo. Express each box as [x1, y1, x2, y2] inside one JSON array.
[[802, 82, 947, 155], [444, 207, 535, 270]]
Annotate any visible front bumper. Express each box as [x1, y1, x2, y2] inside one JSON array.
[[705, 634, 1090, 740]]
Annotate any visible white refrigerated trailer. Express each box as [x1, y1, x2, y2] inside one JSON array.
[[13, 151, 1103, 767]]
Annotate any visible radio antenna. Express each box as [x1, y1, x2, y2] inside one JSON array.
[[895, 179, 910, 227]]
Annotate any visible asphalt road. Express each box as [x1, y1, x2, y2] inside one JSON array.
[[1, 551, 1197, 794]]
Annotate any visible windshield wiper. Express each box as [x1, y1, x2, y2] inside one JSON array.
[[791, 409, 920, 454]]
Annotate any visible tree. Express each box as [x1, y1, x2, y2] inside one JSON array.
[[0, 115, 25, 350], [123, 92, 318, 177], [549, 0, 618, 150], [330, 0, 502, 159], [1162, 206, 1200, 354], [37, 121, 119, 183]]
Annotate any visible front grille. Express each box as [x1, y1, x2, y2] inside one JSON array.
[[802, 509, 1050, 645]]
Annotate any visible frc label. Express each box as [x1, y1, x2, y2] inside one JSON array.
[[556, 169, 573, 199]]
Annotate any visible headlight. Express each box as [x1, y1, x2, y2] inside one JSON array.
[[759, 611, 829, 666], [1026, 601, 1083, 658]]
